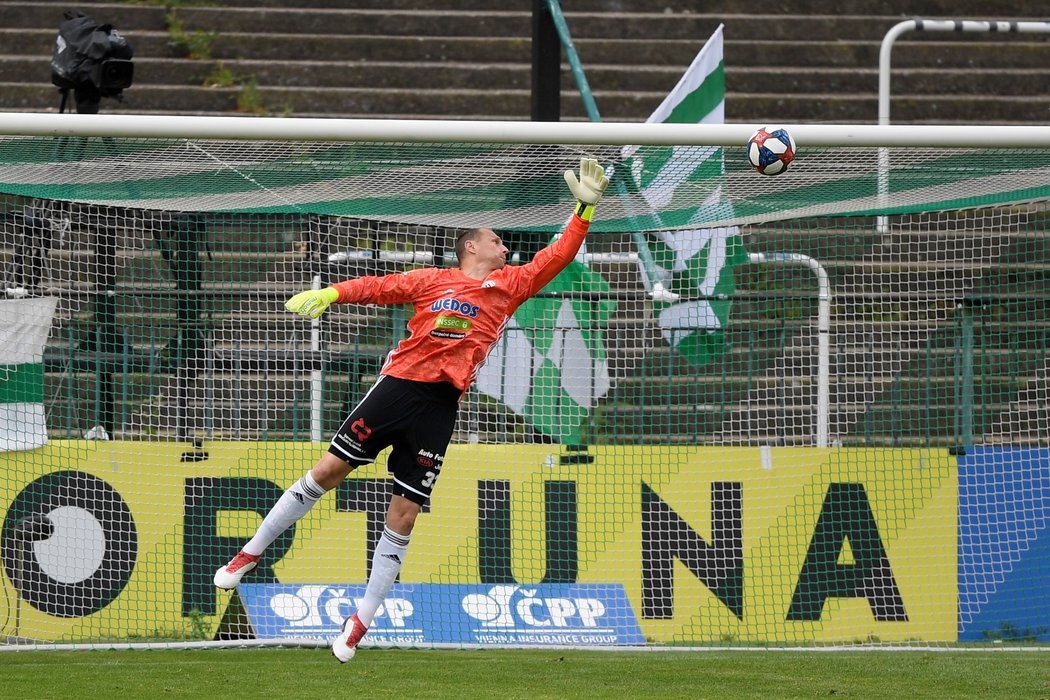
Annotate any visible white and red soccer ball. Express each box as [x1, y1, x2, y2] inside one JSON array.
[[746, 126, 796, 176]]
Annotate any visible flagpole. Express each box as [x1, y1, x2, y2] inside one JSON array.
[[544, 0, 600, 123], [545, 0, 667, 299]]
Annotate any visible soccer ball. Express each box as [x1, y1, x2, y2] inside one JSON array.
[[746, 127, 796, 176]]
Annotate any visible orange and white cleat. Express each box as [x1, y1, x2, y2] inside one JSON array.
[[332, 613, 368, 663], [213, 550, 261, 590]]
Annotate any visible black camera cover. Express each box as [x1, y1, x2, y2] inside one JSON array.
[[51, 11, 134, 97]]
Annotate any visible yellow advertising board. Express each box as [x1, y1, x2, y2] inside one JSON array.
[[0, 441, 956, 643]]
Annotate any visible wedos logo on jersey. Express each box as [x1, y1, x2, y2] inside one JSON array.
[[430, 297, 480, 317]]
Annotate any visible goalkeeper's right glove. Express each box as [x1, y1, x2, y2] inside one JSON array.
[[285, 287, 339, 319], [564, 157, 610, 222]]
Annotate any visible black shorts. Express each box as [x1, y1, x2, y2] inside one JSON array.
[[328, 375, 461, 505]]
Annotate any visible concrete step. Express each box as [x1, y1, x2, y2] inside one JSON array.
[[8, 4, 1033, 46], [160, 9, 894, 43], [0, 2, 165, 30], [208, 0, 1047, 13], [5, 26, 1050, 72], [0, 3, 1046, 121], [8, 55, 1050, 101], [6, 79, 1048, 122], [0, 5, 991, 43]]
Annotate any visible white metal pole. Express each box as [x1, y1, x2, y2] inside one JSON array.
[[749, 252, 831, 448], [875, 20, 916, 233], [877, 19, 1050, 231], [1, 112, 1050, 147], [880, 19, 1050, 126], [878, 20, 913, 127]]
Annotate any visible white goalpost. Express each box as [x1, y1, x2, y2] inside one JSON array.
[[3, 112, 1050, 146]]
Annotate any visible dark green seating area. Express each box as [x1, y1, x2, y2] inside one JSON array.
[[13, 203, 1048, 448]]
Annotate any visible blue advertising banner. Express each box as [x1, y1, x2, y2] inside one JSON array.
[[958, 446, 1050, 641], [238, 583, 646, 646]]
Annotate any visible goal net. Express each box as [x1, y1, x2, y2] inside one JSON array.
[[0, 115, 1047, 650]]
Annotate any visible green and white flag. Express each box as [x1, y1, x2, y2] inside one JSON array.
[[475, 25, 737, 436], [628, 24, 747, 368], [0, 296, 57, 451], [475, 254, 614, 443]]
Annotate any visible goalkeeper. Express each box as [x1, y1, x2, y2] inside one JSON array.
[[214, 158, 609, 663]]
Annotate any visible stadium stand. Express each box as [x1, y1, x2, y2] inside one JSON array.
[[0, 1, 1048, 447]]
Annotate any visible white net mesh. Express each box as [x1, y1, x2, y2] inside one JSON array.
[[0, 121, 1047, 648]]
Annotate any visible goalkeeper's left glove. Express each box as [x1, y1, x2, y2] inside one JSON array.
[[285, 287, 339, 319], [564, 157, 610, 222]]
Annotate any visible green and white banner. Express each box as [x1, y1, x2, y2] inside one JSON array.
[[629, 24, 747, 368], [0, 296, 57, 451], [475, 252, 615, 443]]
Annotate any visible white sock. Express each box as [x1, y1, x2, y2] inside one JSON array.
[[243, 472, 326, 556], [356, 526, 410, 627]]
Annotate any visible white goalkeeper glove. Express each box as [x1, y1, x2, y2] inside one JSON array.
[[564, 157, 610, 222], [285, 287, 339, 319]]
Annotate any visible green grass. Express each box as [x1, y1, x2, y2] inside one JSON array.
[[1, 648, 1048, 699]]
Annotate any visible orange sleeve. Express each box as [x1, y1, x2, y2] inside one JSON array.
[[330, 268, 434, 305], [516, 214, 590, 300]]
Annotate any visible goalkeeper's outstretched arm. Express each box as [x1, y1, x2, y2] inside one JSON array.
[[517, 157, 611, 295], [285, 158, 610, 318]]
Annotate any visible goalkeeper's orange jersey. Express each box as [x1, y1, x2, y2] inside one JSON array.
[[330, 214, 591, 392]]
